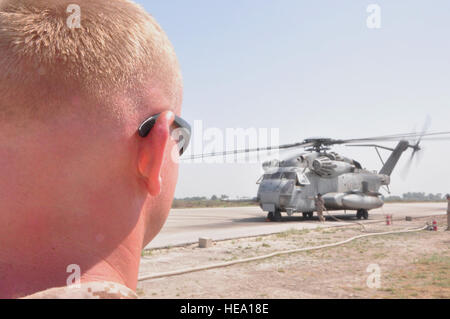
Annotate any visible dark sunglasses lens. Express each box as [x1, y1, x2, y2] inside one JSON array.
[[138, 114, 191, 156], [138, 116, 158, 138]]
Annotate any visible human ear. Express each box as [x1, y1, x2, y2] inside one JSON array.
[[138, 111, 175, 196]]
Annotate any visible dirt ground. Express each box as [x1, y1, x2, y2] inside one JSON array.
[[137, 215, 449, 299]]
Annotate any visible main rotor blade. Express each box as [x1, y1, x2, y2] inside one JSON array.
[[340, 131, 450, 145], [416, 136, 450, 141], [185, 141, 315, 160], [345, 135, 450, 147], [183, 131, 450, 160]]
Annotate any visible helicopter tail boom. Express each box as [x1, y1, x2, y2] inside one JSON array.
[[379, 140, 409, 176]]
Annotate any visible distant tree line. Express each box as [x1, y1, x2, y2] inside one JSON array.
[[172, 194, 257, 208], [174, 194, 230, 201], [384, 192, 447, 202]]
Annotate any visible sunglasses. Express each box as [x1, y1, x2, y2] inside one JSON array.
[[138, 113, 191, 156]]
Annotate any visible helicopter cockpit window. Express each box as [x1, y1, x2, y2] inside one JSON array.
[[296, 172, 310, 186], [270, 172, 282, 179], [281, 172, 296, 180], [279, 172, 304, 186], [260, 173, 281, 181]]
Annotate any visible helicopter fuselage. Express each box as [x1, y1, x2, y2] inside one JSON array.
[[257, 151, 390, 216]]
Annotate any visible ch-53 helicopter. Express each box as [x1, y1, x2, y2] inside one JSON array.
[[188, 129, 450, 221]]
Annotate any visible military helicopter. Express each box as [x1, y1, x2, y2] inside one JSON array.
[[188, 130, 450, 221]]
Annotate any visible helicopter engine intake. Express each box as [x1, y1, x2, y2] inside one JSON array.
[[311, 157, 355, 177]]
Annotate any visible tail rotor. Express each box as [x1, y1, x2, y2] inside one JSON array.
[[401, 116, 431, 179]]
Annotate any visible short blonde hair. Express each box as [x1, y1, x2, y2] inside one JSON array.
[[0, 0, 181, 120]]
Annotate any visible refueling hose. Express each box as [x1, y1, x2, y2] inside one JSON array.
[[324, 209, 367, 231], [138, 224, 428, 282]]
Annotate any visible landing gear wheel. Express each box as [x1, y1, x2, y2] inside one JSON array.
[[267, 210, 282, 222], [362, 210, 369, 220], [273, 209, 282, 222], [356, 209, 369, 220], [356, 210, 362, 220], [303, 212, 313, 219]]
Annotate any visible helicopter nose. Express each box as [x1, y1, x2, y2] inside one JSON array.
[[258, 181, 281, 204], [258, 179, 294, 211]]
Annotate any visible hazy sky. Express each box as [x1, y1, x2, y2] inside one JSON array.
[[137, 0, 450, 198]]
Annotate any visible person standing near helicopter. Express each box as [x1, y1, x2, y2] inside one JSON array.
[[446, 194, 450, 231], [315, 194, 326, 223]]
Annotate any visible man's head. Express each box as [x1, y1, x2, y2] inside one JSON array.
[[446, 194, 450, 200], [0, 0, 183, 297], [0, 0, 182, 119]]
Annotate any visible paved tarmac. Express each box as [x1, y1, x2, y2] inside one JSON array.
[[144, 202, 446, 249]]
